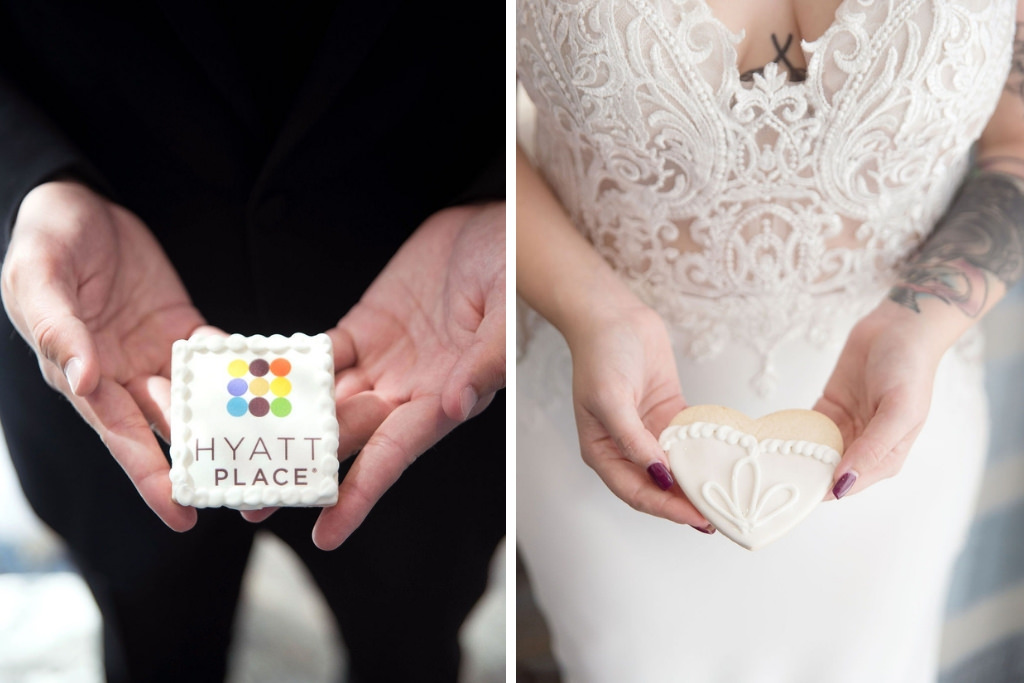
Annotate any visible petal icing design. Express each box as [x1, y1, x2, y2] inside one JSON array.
[[701, 453, 799, 534], [703, 480, 750, 532], [751, 483, 799, 527]]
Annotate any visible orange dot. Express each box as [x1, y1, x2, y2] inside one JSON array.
[[270, 358, 291, 376]]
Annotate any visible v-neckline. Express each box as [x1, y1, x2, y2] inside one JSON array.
[[697, 0, 855, 88]]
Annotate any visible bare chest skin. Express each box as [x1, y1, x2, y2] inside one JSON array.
[[704, 0, 845, 80]]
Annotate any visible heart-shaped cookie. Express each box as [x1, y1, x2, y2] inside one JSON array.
[[659, 405, 844, 550]]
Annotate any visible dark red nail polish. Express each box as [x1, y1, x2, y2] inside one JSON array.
[[832, 472, 857, 499], [692, 523, 716, 535], [647, 462, 673, 490]]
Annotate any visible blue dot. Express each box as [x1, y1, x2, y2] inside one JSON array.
[[227, 397, 248, 417], [227, 378, 248, 396]]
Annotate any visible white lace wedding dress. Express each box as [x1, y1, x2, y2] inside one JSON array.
[[517, 1, 1015, 681]]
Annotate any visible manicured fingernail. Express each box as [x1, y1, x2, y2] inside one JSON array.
[[647, 461, 674, 490], [64, 357, 83, 395], [692, 523, 716, 535], [459, 386, 478, 421], [832, 471, 857, 499]]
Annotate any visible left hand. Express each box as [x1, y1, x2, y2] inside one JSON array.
[[244, 202, 505, 549], [813, 303, 944, 499]]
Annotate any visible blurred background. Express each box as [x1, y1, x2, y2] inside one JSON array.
[[0, 445, 506, 683]]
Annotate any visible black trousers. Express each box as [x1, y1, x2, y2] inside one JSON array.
[[0, 316, 505, 683]]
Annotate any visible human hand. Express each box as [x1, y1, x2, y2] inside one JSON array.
[[813, 304, 943, 500], [565, 303, 712, 532], [0, 180, 207, 531], [243, 202, 506, 549]]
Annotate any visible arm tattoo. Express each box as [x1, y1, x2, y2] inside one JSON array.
[[740, 34, 807, 82], [889, 172, 1024, 316]]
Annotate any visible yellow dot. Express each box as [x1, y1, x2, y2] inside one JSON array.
[[228, 359, 248, 377], [249, 378, 269, 396], [270, 377, 291, 397]]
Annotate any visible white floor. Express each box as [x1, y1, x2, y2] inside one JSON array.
[[0, 440, 506, 683]]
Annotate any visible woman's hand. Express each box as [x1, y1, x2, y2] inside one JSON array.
[[517, 146, 709, 531], [814, 303, 944, 499], [565, 303, 712, 531]]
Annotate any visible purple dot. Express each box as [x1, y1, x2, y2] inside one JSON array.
[[249, 359, 269, 377], [249, 397, 270, 417], [227, 378, 248, 396]]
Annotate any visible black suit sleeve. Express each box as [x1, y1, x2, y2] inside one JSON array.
[[450, 148, 505, 207], [0, 70, 107, 249]]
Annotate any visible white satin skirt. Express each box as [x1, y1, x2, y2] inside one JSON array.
[[517, 312, 989, 683]]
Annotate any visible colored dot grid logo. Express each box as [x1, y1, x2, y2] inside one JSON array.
[[226, 358, 292, 417]]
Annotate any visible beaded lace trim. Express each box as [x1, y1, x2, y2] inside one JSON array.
[[517, 0, 1013, 394]]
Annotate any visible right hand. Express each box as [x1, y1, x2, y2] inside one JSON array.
[[1, 180, 206, 531], [565, 303, 712, 532]]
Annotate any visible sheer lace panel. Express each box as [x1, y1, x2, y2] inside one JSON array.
[[517, 0, 1014, 394]]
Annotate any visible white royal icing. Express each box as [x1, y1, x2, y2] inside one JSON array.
[[660, 422, 840, 550], [169, 333, 340, 510]]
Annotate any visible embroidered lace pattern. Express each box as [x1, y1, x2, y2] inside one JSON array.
[[517, 0, 1014, 394]]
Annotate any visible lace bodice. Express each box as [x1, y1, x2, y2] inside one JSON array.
[[517, 0, 1015, 394]]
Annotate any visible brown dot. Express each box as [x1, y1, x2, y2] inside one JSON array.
[[249, 397, 270, 417], [249, 359, 269, 377]]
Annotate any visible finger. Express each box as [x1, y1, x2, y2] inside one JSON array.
[[189, 324, 228, 338], [243, 393, 397, 525], [8, 260, 101, 397], [78, 377, 197, 531], [335, 391, 395, 458], [593, 454, 712, 528], [467, 391, 495, 419], [126, 375, 172, 443], [327, 325, 357, 371], [829, 393, 924, 500], [312, 396, 455, 550], [583, 432, 709, 527], [591, 398, 677, 491], [334, 367, 372, 404], [241, 507, 277, 523], [640, 394, 688, 439], [813, 396, 857, 451], [441, 308, 505, 422]]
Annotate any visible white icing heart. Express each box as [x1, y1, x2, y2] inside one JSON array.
[[659, 410, 842, 550]]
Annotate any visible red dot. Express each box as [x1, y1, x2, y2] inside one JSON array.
[[249, 359, 269, 377], [270, 358, 291, 376]]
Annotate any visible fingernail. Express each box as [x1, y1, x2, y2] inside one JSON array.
[[150, 423, 169, 445], [64, 357, 83, 395], [691, 523, 716, 535], [832, 471, 857, 499], [647, 461, 674, 491], [460, 386, 478, 421]]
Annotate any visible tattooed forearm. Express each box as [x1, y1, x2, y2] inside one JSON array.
[[889, 172, 1024, 316]]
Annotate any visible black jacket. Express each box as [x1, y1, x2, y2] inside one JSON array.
[[0, 0, 503, 334]]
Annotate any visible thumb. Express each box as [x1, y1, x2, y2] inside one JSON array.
[[16, 275, 101, 397], [828, 392, 924, 499], [441, 308, 505, 421]]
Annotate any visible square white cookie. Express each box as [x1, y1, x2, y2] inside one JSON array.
[[169, 333, 340, 510]]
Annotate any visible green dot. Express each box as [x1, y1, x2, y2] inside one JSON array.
[[270, 397, 292, 417]]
